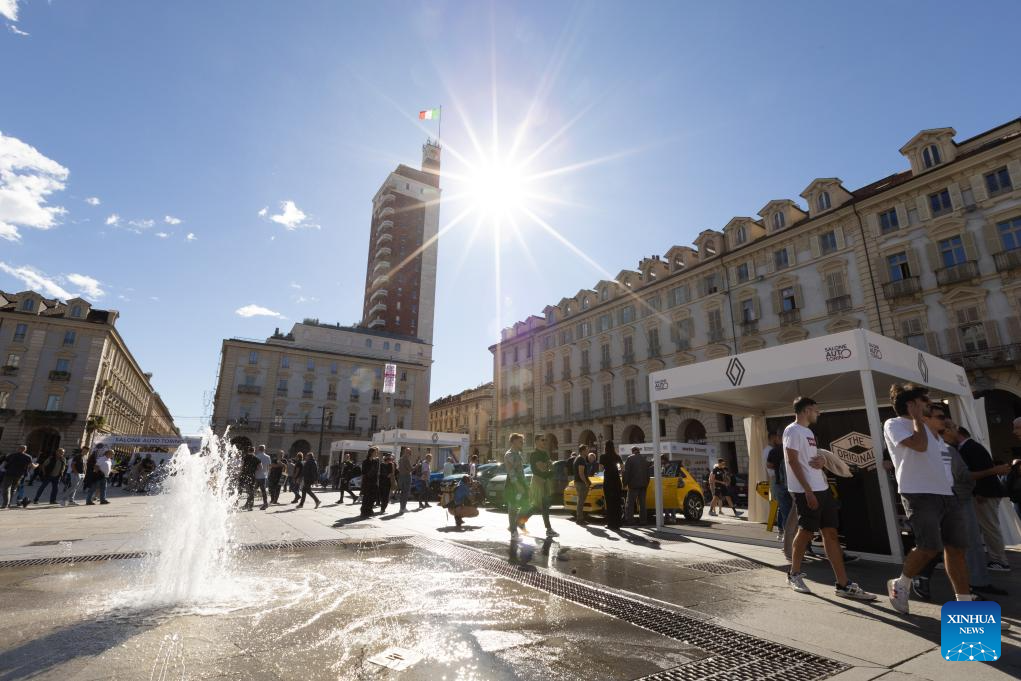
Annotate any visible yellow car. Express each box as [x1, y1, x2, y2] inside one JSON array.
[[563, 460, 705, 521]]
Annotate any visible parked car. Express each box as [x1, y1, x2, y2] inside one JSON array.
[[475, 463, 504, 493], [550, 459, 572, 505], [485, 465, 531, 507], [430, 463, 469, 498], [564, 461, 705, 521]]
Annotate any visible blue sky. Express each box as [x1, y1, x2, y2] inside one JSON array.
[[2, 1, 1019, 434]]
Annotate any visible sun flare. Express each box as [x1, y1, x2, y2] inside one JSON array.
[[465, 155, 529, 219]]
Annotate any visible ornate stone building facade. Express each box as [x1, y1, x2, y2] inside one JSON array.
[[428, 382, 494, 460], [491, 116, 1021, 470], [211, 320, 431, 456], [0, 289, 178, 455]]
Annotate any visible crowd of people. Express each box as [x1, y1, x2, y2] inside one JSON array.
[[0, 446, 169, 510]]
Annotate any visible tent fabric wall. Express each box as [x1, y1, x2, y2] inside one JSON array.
[[743, 415, 769, 523]]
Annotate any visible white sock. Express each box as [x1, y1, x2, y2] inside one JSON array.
[[956, 593, 975, 601], [895, 575, 912, 591]]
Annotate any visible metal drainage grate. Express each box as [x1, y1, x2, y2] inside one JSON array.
[[682, 558, 765, 575], [0, 552, 150, 569], [406, 536, 846, 681]]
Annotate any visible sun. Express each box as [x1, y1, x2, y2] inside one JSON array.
[[465, 154, 529, 219]]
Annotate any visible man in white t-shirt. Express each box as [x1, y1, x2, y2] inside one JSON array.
[[784, 396, 875, 601], [883, 383, 972, 614], [254, 445, 272, 511]]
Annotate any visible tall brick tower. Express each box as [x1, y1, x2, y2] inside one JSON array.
[[361, 141, 441, 342]]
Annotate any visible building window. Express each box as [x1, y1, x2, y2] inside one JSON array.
[[887, 252, 911, 280], [244, 373, 256, 386], [879, 208, 899, 233], [922, 144, 942, 169], [773, 248, 790, 270], [513, 346, 519, 363], [735, 225, 747, 245], [817, 191, 831, 211], [736, 263, 749, 283], [395, 343, 401, 351], [274, 409, 284, 426], [602, 383, 612, 408], [703, 239, 717, 256], [819, 231, 838, 255], [306, 358, 315, 371], [70, 305, 82, 318], [907, 207, 919, 225], [928, 189, 952, 217], [545, 395, 554, 417], [582, 388, 591, 414], [825, 271, 847, 300], [625, 378, 637, 406], [63, 331, 76, 346], [707, 308, 724, 336], [646, 297, 661, 312], [55, 358, 70, 373], [277, 378, 288, 394], [669, 284, 689, 307], [901, 318, 926, 350], [985, 166, 1013, 196], [703, 274, 719, 294], [370, 414, 378, 431], [620, 305, 635, 324], [957, 307, 987, 352], [46, 395, 62, 411], [526, 341, 532, 358], [545, 360, 554, 384], [383, 341, 390, 350], [773, 212, 785, 230], [303, 380, 313, 396], [938, 236, 966, 268], [13, 323, 27, 342], [21, 299, 34, 312], [365, 339, 372, 348], [741, 299, 756, 323], [581, 297, 590, 310], [348, 413, 357, 430], [998, 216, 1021, 251], [0, 391, 9, 409], [563, 392, 572, 416], [5, 353, 19, 368], [648, 328, 661, 355], [501, 351, 507, 367], [330, 362, 337, 374], [623, 335, 634, 359], [281, 355, 289, 368], [248, 351, 258, 365], [600, 343, 610, 366], [780, 287, 797, 312], [597, 313, 611, 332]]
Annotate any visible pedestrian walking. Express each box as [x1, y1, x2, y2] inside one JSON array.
[[956, 426, 1012, 573], [297, 452, 320, 509], [708, 459, 741, 517], [504, 434, 529, 537], [254, 444, 271, 510], [785, 396, 875, 600], [82, 448, 101, 504], [600, 442, 624, 530], [572, 445, 591, 525], [623, 445, 650, 525], [884, 384, 971, 614], [765, 431, 791, 540], [61, 448, 87, 506], [239, 447, 260, 511], [1, 445, 35, 509], [417, 453, 432, 509], [397, 448, 413, 513], [92, 450, 114, 505], [469, 453, 479, 479], [377, 452, 396, 514], [291, 453, 304, 504], [359, 448, 381, 518], [339, 452, 358, 505], [33, 448, 67, 505], [527, 435, 557, 536], [267, 452, 285, 505]]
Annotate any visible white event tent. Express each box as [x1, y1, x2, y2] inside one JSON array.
[[647, 328, 986, 563], [371, 429, 470, 463]]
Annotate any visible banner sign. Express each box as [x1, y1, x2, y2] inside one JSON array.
[[383, 363, 397, 394]]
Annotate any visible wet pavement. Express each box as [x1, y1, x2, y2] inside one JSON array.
[[1, 486, 1020, 680]]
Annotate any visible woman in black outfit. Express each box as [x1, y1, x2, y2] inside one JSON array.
[[600, 441, 624, 529], [267, 454, 285, 505], [297, 452, 320, 509]]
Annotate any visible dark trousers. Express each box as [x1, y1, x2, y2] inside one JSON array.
[[531, 493, 552, 529], [378, 483, 392, 513], [34, 476, 61, 504], [1, 474, 22, 508], [360, 486, 378, 516], [398, 474, 412, 510], [256, 478, 268, 507], [340, 478, 356, 503], [604, 483, 623, 528], [298, 483, 319, 507], [241, 476, 256, 509], [269, 478, 282, 504]]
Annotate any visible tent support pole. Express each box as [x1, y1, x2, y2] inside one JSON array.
[[860, 369, 903, 563], [651, 400, 663, 530]]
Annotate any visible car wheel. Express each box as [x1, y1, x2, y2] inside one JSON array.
[[683, 492, 704, 521]]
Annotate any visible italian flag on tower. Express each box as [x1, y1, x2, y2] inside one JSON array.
[[419, 108, 440, 120]]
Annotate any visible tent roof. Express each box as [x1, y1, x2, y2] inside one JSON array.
[[371, 429, 470, 447], [649, 329, 971, 418]]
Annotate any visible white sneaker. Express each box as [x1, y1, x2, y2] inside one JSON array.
[[836, 581, 877, 601], [788, 572, 811, 594], [888, 578, 910, 614]]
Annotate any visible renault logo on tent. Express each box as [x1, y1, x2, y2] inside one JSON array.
[[918, 353, 929, 383], [725, 357, 746, 386]]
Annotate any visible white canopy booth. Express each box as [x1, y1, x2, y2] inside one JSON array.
[[647, 328, 986, 564], [328, 439, 395, 466], [371, 429, 470, 464]]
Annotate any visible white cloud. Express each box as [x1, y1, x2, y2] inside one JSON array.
[[85, 197, 101, 206], [235, 304, 284, 319], [0, 262, 107, 301], [127, 218, 154, 233], [0, 1, 19, 22], [262, 200, 318, 231], [164, 215, 181, 225], [185, 232, 196, 241], [155, 231, 169, 239], [0, 131, 69, 241], [65, 273, 105, 299], [105, 214, 120, 226], [294, 295, 318, 304], [257, 206, 267, 217], [290, 282, 301, 289]]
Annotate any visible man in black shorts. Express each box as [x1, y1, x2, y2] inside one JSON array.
[[784, 397, 875, 600]]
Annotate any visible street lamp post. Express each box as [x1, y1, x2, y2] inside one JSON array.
[[317, 406, 332, 460]]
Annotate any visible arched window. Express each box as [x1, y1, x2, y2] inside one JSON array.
[[922, 144, 942, 169], [818, 191, 831, 211], [735, 225, 747, 245], [704, 239, 717, 256], [773, 212, 785, 230], [21, 299, 35, 312]]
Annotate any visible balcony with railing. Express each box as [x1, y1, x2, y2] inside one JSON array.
[[675, 338, 691, 352], [379, 207, 395, 219], [375, 246, 392, 260], [371, 274, 389, 289], [708, 328, 726, 343], [367, 317, 385, 328], [994, 249, 1021, 273], [943, 343, 1021, 371], [580, 363, 591, 375], [648, 344, 662, 358], [269, 423, 286, 433], [882, 276, 921, 299], [622, 351, 636, 364], [377, 219, 394, 233], [237, 384, 261, 395], [276, 387, 288, 397], [0, 364, 17, 376], [302, 389, 314, 398], [826, 295, 852, 315], [740, 320, 758, 336], [292, 422, 313, 433], [779, 309, 801, 325], [372, 260, 391, 276], [370, 288, 388, 303], [228, 419, 261, 432], [22, 410, 77, 426], [48, 370, 71, 382], [326, 391, 337, 401], [561, 368, 572, 381], [377, 193, 395, 210], [394, 398, 412, 407], [368, 301, 387, 317], [376, 231, 393, 247], [935, 260, 979, 287]]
